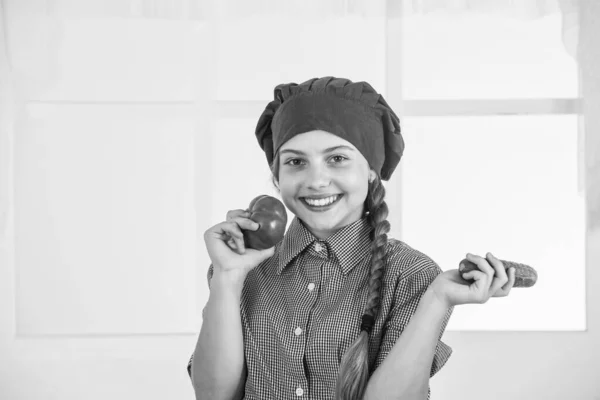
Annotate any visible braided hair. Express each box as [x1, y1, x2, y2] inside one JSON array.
[[334, 174, 389, 400], [271, 153, 390, 400]]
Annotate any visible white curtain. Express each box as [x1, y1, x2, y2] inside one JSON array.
[[0, 1, 580, 64], [0, 0, 14, 241], [404, 0, 579, 58]]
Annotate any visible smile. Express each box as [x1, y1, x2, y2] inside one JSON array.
[[301, 194, 342, 208]]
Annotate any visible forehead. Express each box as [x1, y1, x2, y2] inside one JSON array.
[[279, 130, 357, 152]]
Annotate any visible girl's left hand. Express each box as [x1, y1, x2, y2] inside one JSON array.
[[430, 252, 516, 308]]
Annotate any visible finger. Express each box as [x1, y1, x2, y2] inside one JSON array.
[[487, 253, 509, 294], [460, 269, 491, 303], [227, 222, 246, 253], [226, 217, 260, 253], [216, 221, 246, 253], [504, 267, 516, 290], [465, 253, 495, 289], [494, 267, 516, 297], [226, 209, 250, 221], [227, 237, 245, 255], [460, 269, 486, 282], [231, 216, 260, 232]]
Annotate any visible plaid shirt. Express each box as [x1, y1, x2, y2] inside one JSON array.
[[189, 216, 453, 399]]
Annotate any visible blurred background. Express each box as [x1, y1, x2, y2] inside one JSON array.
[[0, 0, 598, 398]]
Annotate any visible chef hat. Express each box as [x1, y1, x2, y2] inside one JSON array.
[[255, 77, 404, 181]]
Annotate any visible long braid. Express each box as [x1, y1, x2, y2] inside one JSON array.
[[364, 175, 390, 318], [335, 175, 389, 400]]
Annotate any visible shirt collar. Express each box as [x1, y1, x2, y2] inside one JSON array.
[[276, 216, 373, 275]]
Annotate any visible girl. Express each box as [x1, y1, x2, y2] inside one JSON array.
[[188, 77, 516, 400]]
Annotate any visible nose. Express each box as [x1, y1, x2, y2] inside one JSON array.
[[306, 164, 330, 189]]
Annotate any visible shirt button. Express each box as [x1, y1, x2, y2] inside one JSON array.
[[294, 327, 303, 336], [308, 283, 315, 292], [314, 242, 322, 252], [296, 387, 304, 396]]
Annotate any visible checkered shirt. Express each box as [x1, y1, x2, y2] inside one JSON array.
[[188, 216, 453, 399]]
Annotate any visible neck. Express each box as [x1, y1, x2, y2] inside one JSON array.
[[308, 227, 334, 240], [301, 214, 368, 241]]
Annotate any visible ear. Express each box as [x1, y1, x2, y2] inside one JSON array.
[[368, 169, 377, 183]]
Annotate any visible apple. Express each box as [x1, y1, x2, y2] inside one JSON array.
[[243, 195, 288, 250]]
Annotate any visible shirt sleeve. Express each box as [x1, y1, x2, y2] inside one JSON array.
[[187, 264, 215, 379], [373, 257, 453, 379]]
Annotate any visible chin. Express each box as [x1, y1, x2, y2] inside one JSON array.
[[308, 217, 338, 230], [304, 212, 350, 235]]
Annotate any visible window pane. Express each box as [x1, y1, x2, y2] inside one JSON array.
[[16, 104, 197, 335], [398, 115, 584, 330], [400, 4, 579, 99], [206, 118, 286, 226], [214, 7, 386, 101]]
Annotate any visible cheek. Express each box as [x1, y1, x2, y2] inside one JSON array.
[[277, 166, 369, 200], [277, 176, 298, 206], [343, 168, 369, 196]]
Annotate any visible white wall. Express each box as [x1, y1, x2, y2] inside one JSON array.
[[431, 1, 600, 398], [0, 1, 598, 399]]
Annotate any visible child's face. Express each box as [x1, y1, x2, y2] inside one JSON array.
[[277, 130, 372, 239]]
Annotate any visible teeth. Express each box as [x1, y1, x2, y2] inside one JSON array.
[[305, 195, 338, 207]]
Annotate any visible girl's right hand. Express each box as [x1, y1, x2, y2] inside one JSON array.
[[203, 209, 276, 285]]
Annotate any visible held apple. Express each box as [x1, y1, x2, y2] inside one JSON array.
[[243, 195, 288, 250]]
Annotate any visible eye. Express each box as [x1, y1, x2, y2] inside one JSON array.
[[329, 155, 348, 164], [283, 158, 306, 167]]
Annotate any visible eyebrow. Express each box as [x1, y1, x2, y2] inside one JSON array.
[[279, 145, 356, 155]]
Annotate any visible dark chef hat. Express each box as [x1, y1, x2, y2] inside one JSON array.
[[255, 77, 405, 181]]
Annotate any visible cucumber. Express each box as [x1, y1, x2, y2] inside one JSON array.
[[459, 259, 538, 288]]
